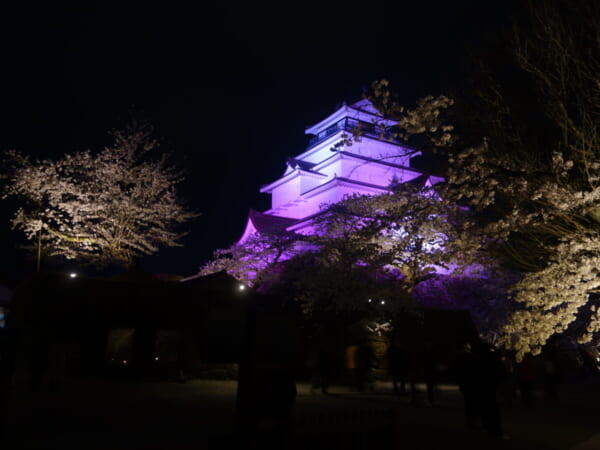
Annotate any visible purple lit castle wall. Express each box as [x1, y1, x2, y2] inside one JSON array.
[[239, 98, 443, 243]]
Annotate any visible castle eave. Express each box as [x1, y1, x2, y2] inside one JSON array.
[[260, 168, 327, 193]]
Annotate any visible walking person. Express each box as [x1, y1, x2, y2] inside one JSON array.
[[542, 350, 559, 401], [454, 340, 509, 440], [306, 342, 321, 394], [498, 351, 518, 407], [476, 343, 508, 440], [357, 339, 375, 393], [387, 336, 408, 395], [344, 342, 360, 392], [515, 354, 537, 406], [422, 343, 438, 406], [318, 339, 336, 394], [454, 342, 480, 429]]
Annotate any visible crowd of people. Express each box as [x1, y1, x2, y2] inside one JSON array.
[[306, 338, 376, 395], [304, 333, 567, 441]]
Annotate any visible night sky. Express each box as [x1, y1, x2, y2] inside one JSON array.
[[0, 1, 522, 282]]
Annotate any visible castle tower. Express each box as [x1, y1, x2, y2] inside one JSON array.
[[238, 98, 442, 243]]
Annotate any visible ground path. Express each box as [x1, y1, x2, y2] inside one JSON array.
[[1, 378, 599, 449]]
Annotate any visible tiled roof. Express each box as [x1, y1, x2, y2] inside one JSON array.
[[286, 158, 318, 173], [249, 209, 298, 234], [406, 173, 430, 187]]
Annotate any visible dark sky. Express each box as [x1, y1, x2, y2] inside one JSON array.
[[0, 1, 521, 281]]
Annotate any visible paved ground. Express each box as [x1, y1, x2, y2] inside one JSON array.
[[1, 377, 600, 449]]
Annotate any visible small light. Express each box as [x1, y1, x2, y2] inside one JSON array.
[[380, 300, 385, 305], [155, 357, 159, 361], [69, 272, 77, 279], [239, 284, 246, 291], [368, 299, 372, 303], [123, 360, 127, 365]]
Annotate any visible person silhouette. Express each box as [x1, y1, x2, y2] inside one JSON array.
[[515, 354, 537, 406], [475, 343, 507, 439], [306, 342, 321, 394], [357, 339, 375, 393], [344, 343, 360, 392], [387, 336, 408, 395], [454, 341, 509, 439], [454, 342, 479, 428]]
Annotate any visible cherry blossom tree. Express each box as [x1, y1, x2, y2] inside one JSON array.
[[2, 123, 198, 270], [366, 2, 600, 359], [198, 226, 301, 288], [444, 2, 600, 359], [201, 174, 485, 320]]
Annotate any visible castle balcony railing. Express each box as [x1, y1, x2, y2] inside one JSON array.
[[307, 117, 399, 150]]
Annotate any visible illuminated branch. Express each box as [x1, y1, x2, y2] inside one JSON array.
[[44, 224, 99, 244]]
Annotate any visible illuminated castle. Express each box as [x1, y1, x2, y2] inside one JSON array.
[[238, 98, 443, 243]]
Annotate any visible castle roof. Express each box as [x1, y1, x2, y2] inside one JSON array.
[[248, 209, 298, 234], [286, 157, 317, 172], [304, 98, 397, 137]]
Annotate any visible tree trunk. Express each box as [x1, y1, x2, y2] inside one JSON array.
[[37, 226, 42, 273]]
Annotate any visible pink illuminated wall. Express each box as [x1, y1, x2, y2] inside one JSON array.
[[240, 99, 442, 241]]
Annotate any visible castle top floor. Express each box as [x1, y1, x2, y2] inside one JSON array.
[[305, 98, 397, 138], [289, 98, 417, 169]]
